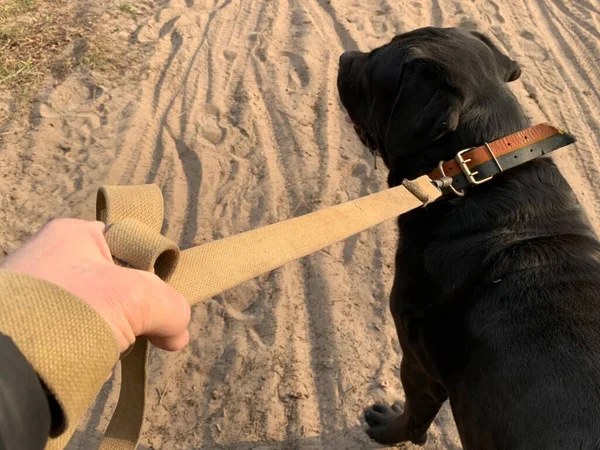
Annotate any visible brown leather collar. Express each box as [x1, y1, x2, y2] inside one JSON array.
[[428, 123, 576, 196]]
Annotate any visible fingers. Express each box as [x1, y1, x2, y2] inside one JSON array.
[[39, 218, 105, 240], [86, 221, 114, 263], [131, 270, 191, 351], [1, 219, 112, 276], [4, 217, 192, 353], [31, 219, 110, 262]]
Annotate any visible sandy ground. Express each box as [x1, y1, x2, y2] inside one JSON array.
[[1, 0, 600, 449]]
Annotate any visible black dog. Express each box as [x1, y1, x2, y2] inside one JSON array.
[[337, 27, 600, 449]]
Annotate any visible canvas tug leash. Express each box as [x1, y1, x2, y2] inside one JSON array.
[[75, 123, 573, 450]]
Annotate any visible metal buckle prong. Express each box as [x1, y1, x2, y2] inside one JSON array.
[[455, 142, 503, 186]]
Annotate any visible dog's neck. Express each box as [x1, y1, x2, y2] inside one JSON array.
[[387, 89, 528, 186], [443, 94, 528, 157]]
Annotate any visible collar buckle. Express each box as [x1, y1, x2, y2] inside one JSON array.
[[428, 124, 576, 198], [455, 142, 504, 186]]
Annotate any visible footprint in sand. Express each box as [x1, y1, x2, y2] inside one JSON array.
[[199, 104, 227, 145], [223, 49, 237, 61], [282, 51, 310, 89], [369, 11, 389, 36]]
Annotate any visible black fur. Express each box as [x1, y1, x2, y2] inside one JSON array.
[[337, 27, 600, 449]]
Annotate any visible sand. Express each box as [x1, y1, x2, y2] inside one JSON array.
[[1, 0, 600, 449]]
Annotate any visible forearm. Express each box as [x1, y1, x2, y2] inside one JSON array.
[[0, 269, 119, 447]]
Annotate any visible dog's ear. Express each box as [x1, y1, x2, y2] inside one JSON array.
[[471, 31, 521, 82], [384, 59, 463, 153]]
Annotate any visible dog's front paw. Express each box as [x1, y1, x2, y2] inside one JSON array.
[[364, 402, 427, 446]]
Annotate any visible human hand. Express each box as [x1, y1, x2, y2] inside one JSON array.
[[0, 218, 190, 353]]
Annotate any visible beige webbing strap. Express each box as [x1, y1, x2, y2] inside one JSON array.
[[95, 176, 440, 449], [98, 339, 149, 450]]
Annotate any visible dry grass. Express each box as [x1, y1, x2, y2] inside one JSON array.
[[0, 0, 133, 115], [118, 2, 137, 17], [0, 0, 77, 89]]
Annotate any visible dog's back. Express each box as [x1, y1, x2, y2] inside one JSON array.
[[409, 158, 600, 449]]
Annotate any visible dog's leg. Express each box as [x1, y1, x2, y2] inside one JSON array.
[[365, 350, 447, 445]]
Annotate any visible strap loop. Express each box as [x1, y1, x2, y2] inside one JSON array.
[[99, 339, 149, 450], [96, 185, 174, 450], [104, 218, 180, 281], [97, 185, 164, 231]]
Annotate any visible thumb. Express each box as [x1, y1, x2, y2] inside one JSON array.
[[130, 270, 191, 351]]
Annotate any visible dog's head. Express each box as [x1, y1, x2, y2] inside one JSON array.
[[337, 27, 522, 183]]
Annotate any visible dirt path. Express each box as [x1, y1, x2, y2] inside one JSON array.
[[1, 0, 599, 449]]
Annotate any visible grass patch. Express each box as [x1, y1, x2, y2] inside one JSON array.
[[0, 0, 77, 89], [118, 2, 137, 17], [0, 0, 131, 115]]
